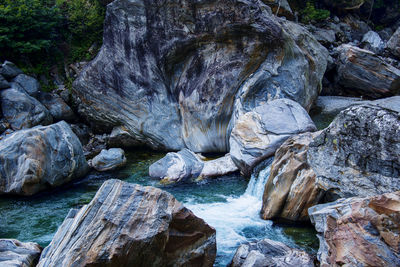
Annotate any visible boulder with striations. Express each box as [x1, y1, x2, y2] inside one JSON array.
[[0, 121, 89, 196], [72, 0, 327, 152], [38, 179, 216, 267], [0, 239, 42, 267], [309, 191, 400, 267], [230, 98, 316, 176]]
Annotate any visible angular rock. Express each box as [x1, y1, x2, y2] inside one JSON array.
[[307, 26, 336, 47], [199, 153, 239, 179], [335, 44, 400, 98], [0, 61, 23, 79], [309, 191, 400, 267], [308, 104, 400, 200], [70, 123, 91, 145], [1, 86, 53, 130], [0, 239, 42, 267], [388, 26, 400, 58], [72, 0, 327, 152], [230, 98, 316, 176], [0, 121, 89, 196], [90, 148, 127, 171], [149, 149, 204, 183], [261, 132, 323, 222], [0, 74, 10, 89], [38, 179, 216, 267], [83, 134, 109, 159], [12, 74, 40, 97], [108, 126, 139, 148], [361, 31, 385, 54], [37, 92, 76, 122], [229, 238, 314, 267]]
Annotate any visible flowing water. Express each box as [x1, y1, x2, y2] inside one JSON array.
[[0, 150, 318, 266]]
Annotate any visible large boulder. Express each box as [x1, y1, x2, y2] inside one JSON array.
[[361, 31, 385, 54], [199, 153, 239, 179], [230, 98, 316, 176], [0, 61, 23, 79], [38, 179, 216, 267], [0, 121, 89, 196], [12, 74, 40, 97], [90, 148, 127, 171], [0, 239, 42, 267], [335, 44, 400, 98], [261, 99, 400, 222], [261, 132, 323, 222], [387, 26, 400, 58], [309, 191, 400, 267], [149, 149, 204, 183], [229, 238, 314, 267], [1, 86, 53, 130], [37, 92, 76, 122], [72, 0, 327, 152]]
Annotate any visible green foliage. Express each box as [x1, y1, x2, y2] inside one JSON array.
[[0, 0, 62, 60], [301, 1, 331, 23]]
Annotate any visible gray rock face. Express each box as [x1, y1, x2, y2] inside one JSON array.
[[199, 153, 239, 179], [309, 191, 400, 267], [230, 98, 316, 176], [38, 179, 216, 267], [1, 86, 53, 130], [0, 121, 89, 196], [0, 61, 23, 79], [37, 92, 76, 122], [149, 149, 204, 183], [0, 74, 10, 89], [361, 31, 385, 54], [313, 96, 366, 116], [307, 26, 336, 46], [90, 148, 127, 171], [72, 0, 327, 152], [308, 104, 400, 200], [335, 44, 400, 98], [12, 74, 40, 97], [388, 26, 400, 58], [229, 238, 314, 267], [108, 126, 139, 148], [0, 239, 42, 267]]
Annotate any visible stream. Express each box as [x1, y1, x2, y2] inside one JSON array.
[[0, 150, 318, 266]]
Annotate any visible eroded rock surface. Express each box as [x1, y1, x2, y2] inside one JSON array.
[[309, 191, 400, 267], [90, 148, 127, 171], [230, 98, 316, 176], [12, 74, 40, 97], [72, 0, 327, 152], [229, 238, 314, 267], [199, 153, 239, 179], [335, 44, 400, 98], [38, 179, 216, 267], [37, 92, 76, 122], [0, 121, 89, 196], [0, 239, 42, 267]]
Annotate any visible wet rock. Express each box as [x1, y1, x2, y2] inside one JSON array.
[[199, 153, 239, 179], [38, 179, 216, 267], [12, 74, 40, 97], [90, 148, 126, 171], [335, 44, 400, 98], [229, 238, 314, 267], [309, 191, 400, 267], [0, 74, 10, 89], [72, 0, 327, 152], [308, 104, 400, 200], [1, 86, 53, 130], [261, 132, 323, 222], [37, 92, 76, 122], [0, 121, 89, 196], [0, 61, 23, 79], [361, 31, 385, 54], [230, 99, 316, 176], [0, 239, 42, 267], [149, 149, 204, 183], [388, 26, 400, 59], [108, 126, 139, 148]]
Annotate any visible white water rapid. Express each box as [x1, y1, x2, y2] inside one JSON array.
[[185, 160, 294, 266]]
